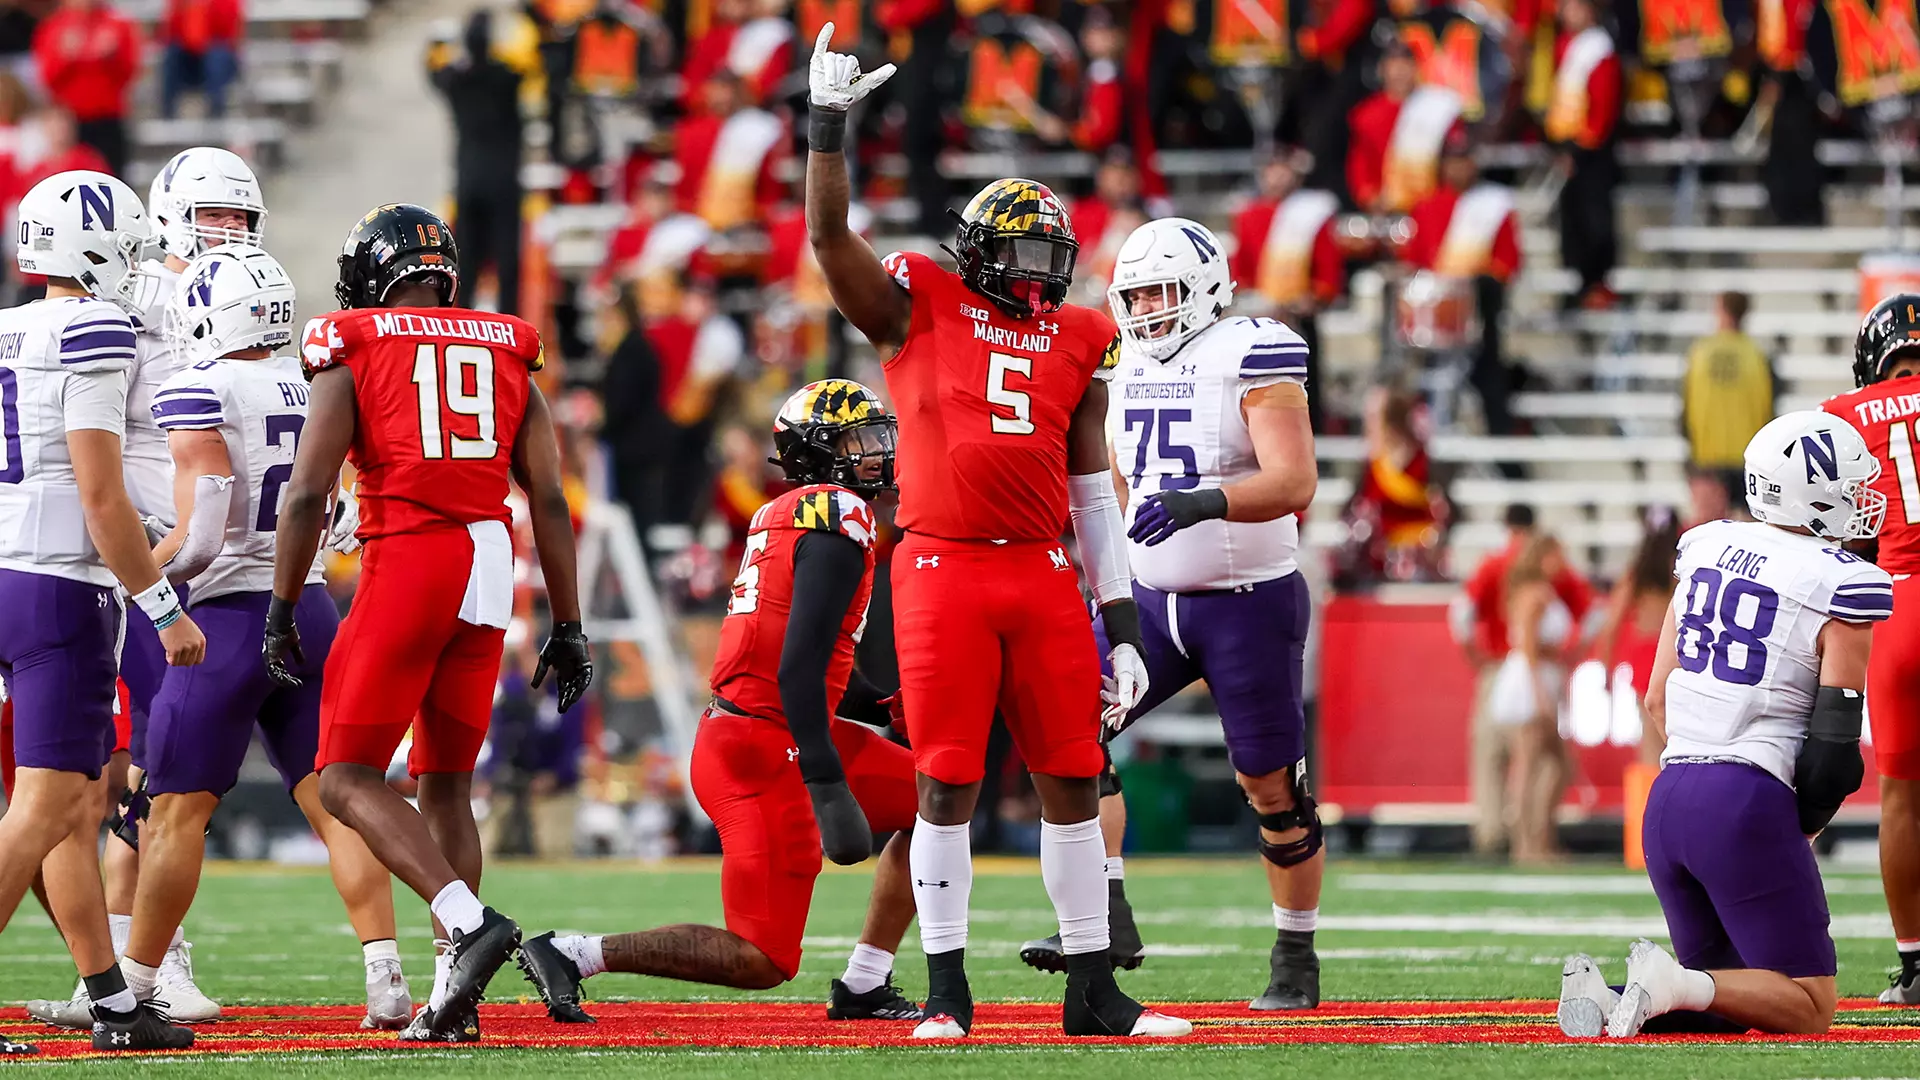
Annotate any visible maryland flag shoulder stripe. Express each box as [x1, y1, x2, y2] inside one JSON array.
[[1093, 332, 1122, 381], [791, 487, 878, 548]]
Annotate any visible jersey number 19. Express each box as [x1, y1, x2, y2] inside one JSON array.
[[411, 343, 498, 460]]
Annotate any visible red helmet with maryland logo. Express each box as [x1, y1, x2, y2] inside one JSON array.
[[771, 379, 897, 498], [947, 178, 1078, 319]]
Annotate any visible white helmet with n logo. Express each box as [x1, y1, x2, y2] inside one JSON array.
[[1106, 216, 1234, 361], [15, 170, 151, 311], [1743, 410, 1886, 541], [166, 244, 297, 365], [148, 147, 266, 257]]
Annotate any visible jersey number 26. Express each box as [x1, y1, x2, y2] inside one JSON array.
[[411, 344, 498, 460]]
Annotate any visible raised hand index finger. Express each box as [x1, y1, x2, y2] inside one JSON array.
[[813, 22, 835, 59]]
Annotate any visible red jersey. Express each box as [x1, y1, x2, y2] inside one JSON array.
[[1825, 379, 1920, 574], [301, 308, 544, 539], [711, 485, 878, 721], [878, 250, 1119, 541]]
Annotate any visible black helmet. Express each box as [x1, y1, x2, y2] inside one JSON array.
[[946, 178, 1078, 319], [771, 379, 896, 498], [1855, 293, 1920, 388], [335, 203, 460, 309]]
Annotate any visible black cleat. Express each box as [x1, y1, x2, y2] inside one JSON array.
[[518, 932, 595, 1023], [913, 949, 973, 1038], [826, 975, 924, 1021], [1250, 929, 1320, 1010], [2, 1036, 37, 1055], [435, 907, 520, 1032], [91, 1003, 194, 1051], [1021, 882, 1148, 973], [1062, 953, 1190, 1037], [400, 1004, 480, 1043]]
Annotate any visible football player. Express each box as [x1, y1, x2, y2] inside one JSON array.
[[1020, 218, 1323, 1010], [1824, 295, 1920, 1004], [807, 24, 1187, 1039], [0, 171, 204, 1051], [519, 381, 924, 1022], [1559, 411, 1888, 1037], [111, 246, 413, 1030], [265, 204, 592, 1042]]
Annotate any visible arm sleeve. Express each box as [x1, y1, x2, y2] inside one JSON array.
[[61, 368, 129, 435], [1068, 470, 1132, 606], [777, 529, 870, 784]]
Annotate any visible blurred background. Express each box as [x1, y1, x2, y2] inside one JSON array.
[[1, 0, 1912, 868]]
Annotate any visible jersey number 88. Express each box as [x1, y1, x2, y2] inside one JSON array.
[[1675, 567, 1779, 686]]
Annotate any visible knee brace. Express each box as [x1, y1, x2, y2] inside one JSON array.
[[1255, 761, 1322, 869], [1099, 743, 1123, 798]]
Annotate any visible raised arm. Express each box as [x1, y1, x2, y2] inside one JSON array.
[[511, 383, 593, 712], [805, 23, 912, 351]]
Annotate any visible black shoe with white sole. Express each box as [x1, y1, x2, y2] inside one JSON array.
[[91, 1003, 194, 1051], [826, 975, 923, 1021], [518, 931, 595, 1023]]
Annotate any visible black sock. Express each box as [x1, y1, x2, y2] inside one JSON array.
[[1902, 950, 1920, 979], [1065, 950, 1110, 978], [83, 967, 136, 1018]]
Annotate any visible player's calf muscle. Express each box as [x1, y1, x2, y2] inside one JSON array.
[[602, 926, 783, 989]]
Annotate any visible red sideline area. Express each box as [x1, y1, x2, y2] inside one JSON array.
[[6, 1000, 1918, 1057]]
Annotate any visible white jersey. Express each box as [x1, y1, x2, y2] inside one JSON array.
[[124, 259, 185, 523], [0, 296, 138, 587], [152, 353, 324, 603], [1662, 519, 1894, 785], [1106, 315, 1308, 592]]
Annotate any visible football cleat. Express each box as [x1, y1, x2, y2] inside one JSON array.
[[914, 957, 973, 1039], [826, 975, 924, 1021], [361, 958, 413, 1031], [1608, 939, 1683, 1039], [911, 1012, 968, 1039], [434, 907, 520, 1033], [153, 937, 221, 1022], [1063, 961, 1191, 1037], [1, 1035, 36, 1055], [1249, 930, 1320, 1010], [517, 932, 594, 1023], [1020, 882, 1147, 973], [1880, 967, 1920, 1005], [400, 1004, 480, 1043], [1557, 953, 1619, 1038], [91, 1002, 194, 1051], [26, 983, 93, 1030]]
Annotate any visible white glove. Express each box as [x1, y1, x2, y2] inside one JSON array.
[[809, 22, 895, 111], [327, 488, 362, 554], [1101, 643, 1149, 731]]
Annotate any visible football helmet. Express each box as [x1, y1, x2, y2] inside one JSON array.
[[1743, 410, 1886, 541], [167, 244, 298, 364], [772, 379, 896, 497], [1107, 217, 1235, 361], [148, 147, 267, 258], [335, 203, 460, 309], [1854, 293, 1920, 388], [947, 178, 1077, 319], [16, 170, 151, 312]]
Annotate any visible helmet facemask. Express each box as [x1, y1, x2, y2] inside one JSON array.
[[952, 220, 1077, 319], [1110, 279, 1197, 361], [183, 203, 265, 254], [776, 415, 898, 498]]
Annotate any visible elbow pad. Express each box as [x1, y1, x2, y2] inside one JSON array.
[[163, 475, 234, 585], [1068, 471, 1131, 606]]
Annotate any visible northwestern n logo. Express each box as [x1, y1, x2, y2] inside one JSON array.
[[1180, 226, 1218, 263], [77, 184, 115, 232], [1802, 431, 1839, 482], [188, 260, 221, 307]]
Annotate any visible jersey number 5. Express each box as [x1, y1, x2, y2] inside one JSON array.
[[411, 343, 498, 460], [727, 530, 771, 615], [987, 352, 1035, 435]]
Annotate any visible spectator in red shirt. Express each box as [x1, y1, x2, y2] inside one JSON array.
[[1021, 7, 1125, 154], [159, 0, 242, 120], [1545, 0, 1620, 309], [32, 0, 138, 176], [1450, 504, 1593, 857], [1232, 151, 1342, 430], [1345, 42, 1420, 213]]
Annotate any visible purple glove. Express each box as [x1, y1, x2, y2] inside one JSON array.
[[1127, 488, 1229, 546]]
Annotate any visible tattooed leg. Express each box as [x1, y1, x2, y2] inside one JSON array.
[[601, 924, 785, 990]]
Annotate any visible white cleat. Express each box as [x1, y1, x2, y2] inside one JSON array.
[[1880, 969, 1920, 1005], [152, 935, 222, 1022], [912, 1012, 968, 1039], [25, 983, 92, 1030], [1557, 954, 1618, 1038], [1128, 1008, 1193, 1037], [361, 959, 414, 1030], [1607, 939, 1681, 1039]]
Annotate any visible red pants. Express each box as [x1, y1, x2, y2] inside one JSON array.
[[690, 709, 917, 980], [317, 531, 506, 777], [891, 534, 1103, 785], [1871, 575, 1920, 781]]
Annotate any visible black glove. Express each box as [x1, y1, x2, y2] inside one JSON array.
[[533, 621, 594, 712], [263, 595, 305, 688], [108, 777, 150, 851], [806, 779, 874, 865], [1795, 687, 1867, 835], [1126, 488, 1229, 546]]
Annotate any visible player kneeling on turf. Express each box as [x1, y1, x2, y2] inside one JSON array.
[[519, 381, 925, 1021], [1560, 411, 1889, 1038], [118, 245, 413, 1031]]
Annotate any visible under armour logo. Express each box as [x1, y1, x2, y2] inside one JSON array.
[[916, 556, 939, 569], [1180, 364, 1197, 375], [110, 1032, 131, 1045], [915, 879, 951, 888], [1048, 547, 1071, 570], [786, 747, 800, 762], [1038, 320, 1060, 333]]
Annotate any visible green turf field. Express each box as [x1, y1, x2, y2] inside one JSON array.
[[5, 857, 1918, 1077]]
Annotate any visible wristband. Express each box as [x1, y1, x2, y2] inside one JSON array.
[[1187, 487, 1230, 521], [132, 578, 183, 630], [808, 106, 847, 154], [1099, 598, 1145, 655]]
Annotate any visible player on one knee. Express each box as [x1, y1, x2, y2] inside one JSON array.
[[113, 245, 413, 1031], [0, 171, 206, 1052], [1019, 217, 1323, 1010], [1560, 411, 1887, 1038], [520, 381, 925, 1021], [1822, 296, 1920, 1004]]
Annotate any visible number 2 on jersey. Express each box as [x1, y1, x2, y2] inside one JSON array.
[[411, 343, 497, 460]]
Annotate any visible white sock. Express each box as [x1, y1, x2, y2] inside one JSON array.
[[1677, 967, 1716, 1011], [1274, 905, 1319, 933], [427, 939, 454, 1010], [1104, 857, 1125, 881], [429, 881, 486, 939], [1898, 939, 1920, 954], [910, 817, 973, 955], [363, 939, 400, 969], [121, 958, 159, 1002], [551, 934, 607, 979], [108, 914, 132, 958], [1041, 817, 1109, 956], [841, 943, 893, 995]]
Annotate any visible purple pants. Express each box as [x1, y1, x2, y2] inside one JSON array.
[[118, 583, 188, 768], [0, 568, 120, 779], [144, 585, 337, 797], [1095, 572, 1310, 777], [1642, 759, 1836, 979]]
